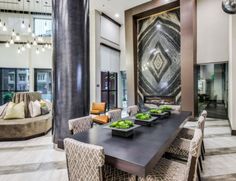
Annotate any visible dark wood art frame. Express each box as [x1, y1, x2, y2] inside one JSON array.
[[125, 0, 197, 116]]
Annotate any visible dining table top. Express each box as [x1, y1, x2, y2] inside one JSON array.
[[71, 111, 192, 177]]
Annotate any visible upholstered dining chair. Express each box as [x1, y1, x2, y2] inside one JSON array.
[[127, 105, 139, 116], [176, 110, 207, 159], [68, 116, 92, 135], [90, 102, 106, 115], [107, 109, 122, 122], [138, 128, 203, 181], [165, 115, 206, 177], [64, 138, 136, 181]]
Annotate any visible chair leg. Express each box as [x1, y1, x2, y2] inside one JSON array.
[[202, 141, 206, 154], [201, 146, 205, 160], [198, 157, 203, 171], [197, 164, 202, 181]]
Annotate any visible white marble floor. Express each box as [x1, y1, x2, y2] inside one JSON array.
[[0, 117, 235, 181], [186, 118, 236, 180]]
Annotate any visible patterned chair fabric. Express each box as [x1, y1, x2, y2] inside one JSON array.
[[177, 115, 206, 140], [68, 116, 92, 135], [127, 105, 139, 116], [64, 138, 135, 181], [166, 138, 190, 160], [167, 116, 205, 160], [185, 128, 203, 181], [201, 110, 207, 118], [198, 116, 205, 135], [12, 92, 41, 118], [107, 109, 122, 122], [138, 158, 187, 181], [139, 129, 202, 181], [177, 128, 195, 140]]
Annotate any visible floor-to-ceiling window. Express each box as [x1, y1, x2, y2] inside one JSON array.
[[0, 68, 29, 105], [197, 63, 228, 119], [34, 69, 52, 101]]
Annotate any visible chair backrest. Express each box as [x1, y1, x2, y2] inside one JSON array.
[[107, 109, 122, 122], [197, 116, 205, 135], [92, 102, 106, 112], [12, 92, 41, 118], [68, 116, 92, 134], [201, 110, 207, 119], [185, 128, 203, 181], [127, 105, 139, 116], [64, 138, 105, 181]]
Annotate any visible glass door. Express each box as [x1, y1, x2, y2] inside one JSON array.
[[197, 63, 228, 119], [101, 72, 118, 110], [34, 69, 52, 100]]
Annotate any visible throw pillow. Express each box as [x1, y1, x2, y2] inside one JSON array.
[[28, 100, 41, 118], [0, 103, 8, 119], [4, 102, 25, 120], [41, 107, 50, 115]]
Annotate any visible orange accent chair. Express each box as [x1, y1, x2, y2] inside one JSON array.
[[90, 102, 106, 115], [93, 115, 109, 125]]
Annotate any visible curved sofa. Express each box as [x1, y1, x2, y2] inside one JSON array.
[[0, 92, 52, 141], [0, 113, 52, 141]]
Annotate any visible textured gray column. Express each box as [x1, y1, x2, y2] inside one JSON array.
[[52, 0, 90, 148]]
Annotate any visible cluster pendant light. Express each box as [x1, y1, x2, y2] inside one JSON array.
[[1, 0, 52, 54]]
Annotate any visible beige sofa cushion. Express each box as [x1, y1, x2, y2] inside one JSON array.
[[29, 100, 41, 118], [4, 102, 25, 120]]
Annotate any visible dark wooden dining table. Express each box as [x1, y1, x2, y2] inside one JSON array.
[[72, 111, 191, 177]]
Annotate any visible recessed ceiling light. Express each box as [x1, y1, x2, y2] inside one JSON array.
[[115, 13, 120, 18]]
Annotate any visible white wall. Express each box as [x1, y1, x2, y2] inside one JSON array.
[[0, 44, 52, 92], [197, 0, 229, 64], [228, 15, 236, 130], [0, 12, 52, 92], [89, 9, 125, 108]]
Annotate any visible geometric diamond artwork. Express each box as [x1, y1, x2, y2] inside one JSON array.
[[137, 8, 181, 107]]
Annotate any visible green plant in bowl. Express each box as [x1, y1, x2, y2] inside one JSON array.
[[149, 109, 163, 114], [135, 113, 151, 120], [159, 105, 172, 112], [110, 120, 134, 129]]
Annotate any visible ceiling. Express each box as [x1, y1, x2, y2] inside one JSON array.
[[0, 0, 151, 23], [91, 0, 152, 24], [0, 0, 51, 13]]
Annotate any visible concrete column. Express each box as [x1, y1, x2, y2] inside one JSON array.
[[52, 0, 90, 148]]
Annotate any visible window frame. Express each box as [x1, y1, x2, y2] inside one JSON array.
[[33, 17, 52, 37]]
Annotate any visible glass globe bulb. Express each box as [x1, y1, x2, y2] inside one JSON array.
[[10, 37, 14, 44], [26, 42, 31, 48], [27, 25, 32, 33], [36, 48, 40, 54], [42, 46, 45, 52], [17, 47, 21, 54], [15, 35, 20, 41], [12, 29, 16, 36], [21, 21, 25, 29], [21, 46, 26, 51], [5, 42, 10, 48], [2, 23, 7, 32], [33, 39, 37, 46]]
